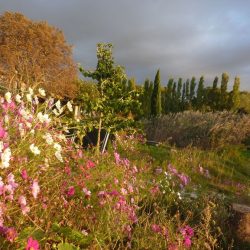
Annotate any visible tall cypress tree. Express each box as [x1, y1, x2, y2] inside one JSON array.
[[228, 76, 240, 111], [190, 77, 196, 106], [151, 69, 162, 116], [212, 76, 218, 89], [196, 76, 205, 110], [220, 72, 229, 110], [172, 82, 177, 112], [127, 78, 136, 91], [181, 81, 186, 111], [210, 76, 220, 111], [165, 78, 174, 113], [177, 78, 183, 112]]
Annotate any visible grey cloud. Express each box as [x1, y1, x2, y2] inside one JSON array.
[[0, 0, 250, 90]]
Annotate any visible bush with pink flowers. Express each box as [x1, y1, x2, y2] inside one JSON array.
[[0, 87, 244, 249]]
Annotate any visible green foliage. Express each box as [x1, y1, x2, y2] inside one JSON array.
[[219, 72, 229, 110], [190, 76, 196, 105], [151, 69, 162, 116], [79, 43, 140, 151], [228, 76, 240, 110], [165, 78, 174, 113], [239, 91, 250, 113], [196, 76, 204, 109], [57, 243, 80, 250], [52, 223, 92, 247]]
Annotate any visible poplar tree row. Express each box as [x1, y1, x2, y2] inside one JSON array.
[[142, 70, 241, 117]]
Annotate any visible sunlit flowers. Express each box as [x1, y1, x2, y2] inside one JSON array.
[[18, 195, 30, 215], [66, 101, 73, 112], [4, 92, 12, 104], [38, 88, 46, 97], [43, 133, 54, 145], [37, 112, 51, 124], [26, 236, 39, 250], [30, 144, 40, 155], [15, 94, 22, 103], [0, 147, 11, 169], [31, 180, 40, 199]]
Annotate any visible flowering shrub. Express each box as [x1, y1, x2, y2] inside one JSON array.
[[0, 87, 235, 249]]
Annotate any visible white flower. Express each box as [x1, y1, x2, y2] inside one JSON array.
[[30, 144, 40, 155], [55, 151, 63, 162], [15, 94, 22, 103], [4, 115, 9, 124], [57, 134, 66, 141], [4, 92, 12, 104], [55, 100, 61, 111], [38, 88, 46, 97], [0, 142, 4, 152], [34, 95, 39, 105], [0, 147, 11, 169], [43, 133, 54, 145], [28, 87, 34, 95], [26, 93, 32, 103], [25, 122, 32, 128], [54, 143, 62, 151], [52, 109, 60, 116], [37, 112, 51, 124], [66, 101, 73, 112], [18, 124, 25, 137]]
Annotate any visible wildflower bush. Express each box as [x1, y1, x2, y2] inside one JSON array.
[[144, 111, 250, 149], [0, 88, 242, 249]]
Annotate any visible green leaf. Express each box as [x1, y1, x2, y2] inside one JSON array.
[[52, 223, 92, 247], [57, 242, 80, 250]]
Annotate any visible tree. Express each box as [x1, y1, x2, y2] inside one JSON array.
[[0, 12, 77, 97], [196, 76, 205, 109], [79, 43, 138, 153], [165, 78, 174, 113], [228, 76, 240, 110], [142, 78, 151, 118], [177, 78, 183, 112], [181, 81, 186, 111], [219, 72, 229, 110], [190, 77, 196, 106], [127, 78, 136, 91], [208, 76, 220, 111], [151, 69, 162, 116]]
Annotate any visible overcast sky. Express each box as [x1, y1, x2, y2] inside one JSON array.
[[1, 0, 250, 90]]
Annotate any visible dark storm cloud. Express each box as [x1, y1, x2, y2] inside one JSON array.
[[0, 0, 250, 90]]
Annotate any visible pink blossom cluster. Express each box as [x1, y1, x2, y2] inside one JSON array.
[[168, 164, 190, 188]]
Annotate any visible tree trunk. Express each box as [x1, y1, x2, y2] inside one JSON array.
[[96, 117, 102, 155]]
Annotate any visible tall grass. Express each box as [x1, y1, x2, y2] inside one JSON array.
[[144, 111, 250, 149]]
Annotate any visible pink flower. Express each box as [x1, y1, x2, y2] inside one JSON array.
[[180, 225, 194, 238], [150, 185, 160, 195], [21, 169, 28, 180], [151, 224, 162, 234], [66, 186, 75, 197], [31, 180, 40, 199], [82, 187, 91, 198], [86, 160, 95, 169], [121, 188, 128, 195], [18, 195, 30, 215], [178, 174, 190, 186], [26, 236, 39, 250], [18, 195, 27, 206], [168, 243, 178, 250], [114, 152, 121, 164], [5, 227, 17, 242], [0, 125, 6, 139], [183, 237, 192, 248]]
